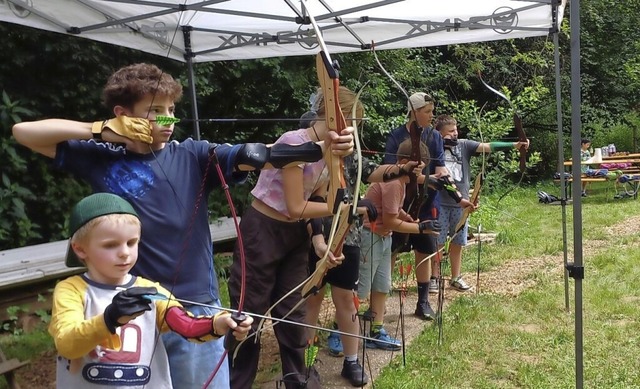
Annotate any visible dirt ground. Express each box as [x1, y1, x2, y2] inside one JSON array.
[[9, 218, 640, 388]]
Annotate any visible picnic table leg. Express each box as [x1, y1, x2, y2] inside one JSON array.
[[6, 371, 22, 389]]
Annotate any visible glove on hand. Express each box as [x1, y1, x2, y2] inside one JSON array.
[[425, 176, 443, 191], [92, 116, 153, 144], [357, 198, 378, 222], [418, 220, 441, 234], [104, 286, 157, 333]]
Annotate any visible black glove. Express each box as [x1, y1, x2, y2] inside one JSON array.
[[358, 198, 378, 222], [104, 287, 157, 334], [425, 176, 443, 191], [418, 220, 441, 234]]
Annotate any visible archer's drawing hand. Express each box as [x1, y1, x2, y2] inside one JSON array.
[[94, 116, 153, 145], [104, 286, 157, 334], [356, 198, 378, 222]]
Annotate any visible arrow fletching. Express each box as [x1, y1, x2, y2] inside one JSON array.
[[154, 115, 180, 126]]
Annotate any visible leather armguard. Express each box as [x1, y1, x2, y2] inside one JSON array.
[[268, 142, 323, 168]]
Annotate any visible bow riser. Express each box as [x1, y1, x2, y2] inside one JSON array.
[[514, 114, 527, 172], [405, 122, 425, 219], [316, 52, 348, 214]]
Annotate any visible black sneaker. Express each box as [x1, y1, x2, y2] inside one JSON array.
[[341, 359, 369, 387], [415, 300, 435, 321]]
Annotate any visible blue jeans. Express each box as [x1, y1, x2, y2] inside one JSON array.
[[162, 299, 229, 389]]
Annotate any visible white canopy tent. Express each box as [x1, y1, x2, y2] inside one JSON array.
[[1, 0, 562, 62], [0, 0, 565, 138], [4, 1, 587, 388]]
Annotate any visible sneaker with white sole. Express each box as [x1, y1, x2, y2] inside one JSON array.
[[450, 276, 471, 291], [428, 277, 439, 294], [414, 300, 435, 321], [327, 331, 344, 357], [365, 328, 401, 351], [341, 359, 368, 387]]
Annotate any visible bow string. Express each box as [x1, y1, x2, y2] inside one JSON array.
[[251, 0, 360, 346]]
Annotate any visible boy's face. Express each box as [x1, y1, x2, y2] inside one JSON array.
[[126, 93, 177, 146], [581, 142, 591, 150], [72, 219, 141, 285], [439, 124, 458, 140], [412, 103, 435, 129]]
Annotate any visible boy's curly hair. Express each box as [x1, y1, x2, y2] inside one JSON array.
[[102, 63, 183, 110]]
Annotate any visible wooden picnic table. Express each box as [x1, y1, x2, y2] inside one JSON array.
[[563, 158, 640, 166]]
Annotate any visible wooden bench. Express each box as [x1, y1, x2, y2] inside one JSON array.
[[0, 217, 239, 291], [553, 176, 609, 198], [0, 346, 29, 389]]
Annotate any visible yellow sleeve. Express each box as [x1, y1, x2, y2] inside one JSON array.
[[48, 277, 120, 360]]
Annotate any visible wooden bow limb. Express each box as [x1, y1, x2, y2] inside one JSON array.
[[414, 244, 445, 271], [453, 172, 484, 234], [477, 71, 527, 203], [301, 207, 352, 297]]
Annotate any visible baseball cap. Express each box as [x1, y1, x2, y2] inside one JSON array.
[[407, 92, 435, 116], [65, 193, 139, 268]]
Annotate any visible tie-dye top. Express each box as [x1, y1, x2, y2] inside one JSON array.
[[251, 129, 327, 219]]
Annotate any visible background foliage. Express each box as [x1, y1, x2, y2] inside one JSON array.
[[1, 0, 639, 249]]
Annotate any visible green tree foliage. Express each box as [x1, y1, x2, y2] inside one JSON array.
[[0, 91, 38, 249]]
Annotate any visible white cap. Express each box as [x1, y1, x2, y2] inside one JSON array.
[[407, 92, 434, 116]]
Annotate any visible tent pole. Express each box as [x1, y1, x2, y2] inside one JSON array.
[[569, 0, 585, 387], [183, 26, 201, 140], [554, 30, 570, 314]]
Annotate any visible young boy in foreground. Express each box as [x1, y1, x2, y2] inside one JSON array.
[[48, 193, 252, 389]]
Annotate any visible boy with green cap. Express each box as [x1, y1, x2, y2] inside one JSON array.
[[49, 192, 252, 389]]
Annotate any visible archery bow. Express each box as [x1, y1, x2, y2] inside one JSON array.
[[477, 72, 527, 203], [371, 42, 429, 255], [300, 82, 367, 297], [251, 1, 358, 346]]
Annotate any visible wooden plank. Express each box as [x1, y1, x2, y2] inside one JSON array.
[[554, 178, 608, 183], [0, 218, 238, 291], [0, 359, 30, 375], [208, 217, 240, 243], [564, 159, 640, 166]]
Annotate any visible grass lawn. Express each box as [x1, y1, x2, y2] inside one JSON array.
[[374, 181, 640, 388]]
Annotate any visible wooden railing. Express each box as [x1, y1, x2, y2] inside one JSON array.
[[0, 217, 239, 291]]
